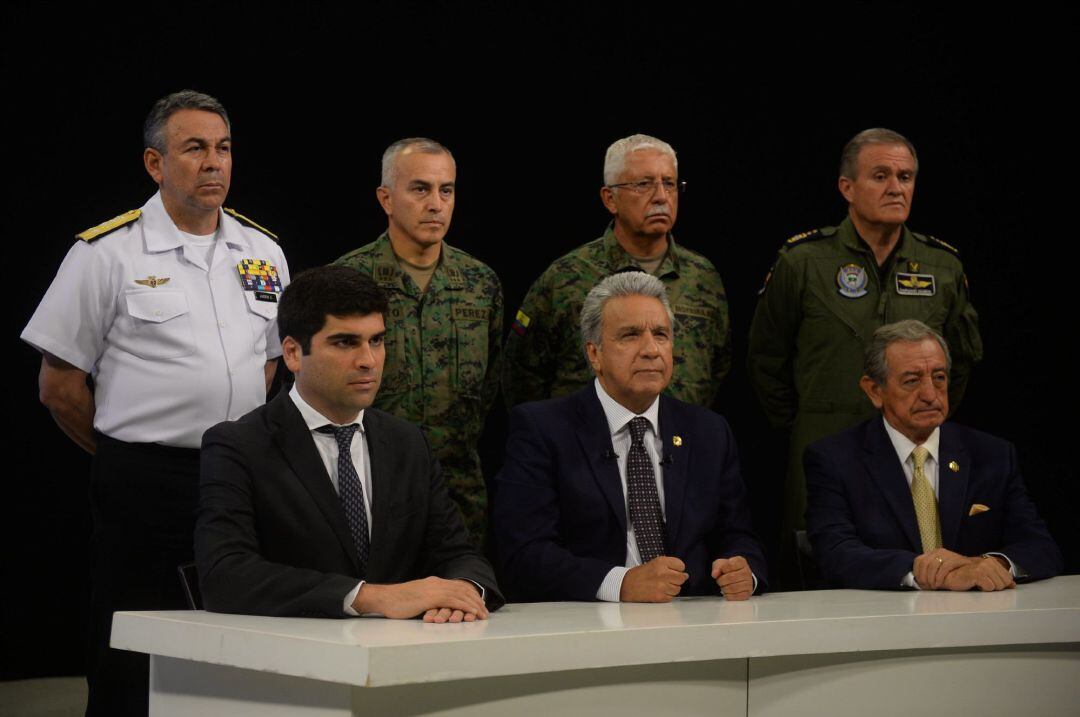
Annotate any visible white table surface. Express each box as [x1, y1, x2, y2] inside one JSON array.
[[112, 575, 1080, 688]]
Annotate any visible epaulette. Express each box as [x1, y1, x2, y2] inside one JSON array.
[[76, 209, 141, 242], [759, 227, 833, 295], [224, 208, 279, 241], [783, 226, 833, 248], [920, 234, 960, 256]]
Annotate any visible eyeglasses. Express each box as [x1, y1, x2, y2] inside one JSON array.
[[607, 179, 687, 196]]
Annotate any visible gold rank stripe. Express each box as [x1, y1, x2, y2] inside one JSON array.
[[224, 208, 279, 240], [76, 209, 141, 242]]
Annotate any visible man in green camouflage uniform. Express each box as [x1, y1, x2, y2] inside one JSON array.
[[748, 128, 982, 541], [504, 134, 730, 409], [336, 138, 502, 543]]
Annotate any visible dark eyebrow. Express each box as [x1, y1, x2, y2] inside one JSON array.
[[181, 135, 231, 146], [326, 331, 386, 342]]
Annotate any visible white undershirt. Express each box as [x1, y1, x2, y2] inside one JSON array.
[[178, 228, 218, 267]]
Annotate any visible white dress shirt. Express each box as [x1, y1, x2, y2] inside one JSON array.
[[288, 385, 370, 613], [880, 418, 1015, 587], [592, 380, 757, 601], [593, 380, 666, 601]]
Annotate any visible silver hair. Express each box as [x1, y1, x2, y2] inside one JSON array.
[[839, 127, 919, 179], [603, 134, 678, 186], [143, 90, 230, 154], [864, 319, 952, 385], [580, 271, 675, 360], [381, 137, 455, 187]]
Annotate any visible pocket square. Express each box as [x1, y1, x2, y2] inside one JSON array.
[[968, 503, 990, 516]]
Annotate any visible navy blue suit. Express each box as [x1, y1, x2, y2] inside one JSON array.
[[494, 386, 767, 601], [805, 418, 1062, 589]]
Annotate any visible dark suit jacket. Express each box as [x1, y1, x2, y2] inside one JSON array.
[[195, 391, 503, 617], [805, 418, 1063, 589], [493, 386, 767, 601]]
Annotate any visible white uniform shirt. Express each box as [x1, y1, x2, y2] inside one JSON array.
[[21, 192, 290, 448]]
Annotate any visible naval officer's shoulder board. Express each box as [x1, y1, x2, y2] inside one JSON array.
[[76, 209, 142, 242], [224, 207, 279, 242]]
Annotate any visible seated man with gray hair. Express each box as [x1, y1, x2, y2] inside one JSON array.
[[806, 319, 1061, 590], [494, 272, 766, 602]]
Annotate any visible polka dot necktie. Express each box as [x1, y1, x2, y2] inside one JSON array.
[[627, 416, 666, 562], [910, 445, 941, 552], [318, 424, 370, 574]]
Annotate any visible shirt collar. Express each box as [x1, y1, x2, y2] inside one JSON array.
[[289, 383, 365, 433], [838, 214, 913, 261], [593, 378, 660, 439], [601, 222, 680, 278], [371, 231, 462, 295], [141, 190, 250, 253], [881, 416, 939, 466]]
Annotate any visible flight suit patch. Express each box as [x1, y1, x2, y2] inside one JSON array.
[[896, 272, 936, 296], [836, 264, 868, 298]]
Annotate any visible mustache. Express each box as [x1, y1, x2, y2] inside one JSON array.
[[645, 206, 672, 218]]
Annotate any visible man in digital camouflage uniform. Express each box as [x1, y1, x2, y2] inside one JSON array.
[[747, 128, 983, 552], [503, 134, 730, 410], [335, 138, 502, 543]]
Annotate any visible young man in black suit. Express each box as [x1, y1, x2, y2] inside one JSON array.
[[195, 265, 503, 621]]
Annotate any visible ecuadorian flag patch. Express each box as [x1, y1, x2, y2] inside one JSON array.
[[511, 309, 531, 336]]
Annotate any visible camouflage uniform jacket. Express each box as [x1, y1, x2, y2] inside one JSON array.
[[335, 233, 503, 539], [747, 215, 983, 529], [503, 224, 731, 409]]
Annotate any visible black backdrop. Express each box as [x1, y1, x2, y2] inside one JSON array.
[[4, 2, 1076, 680]]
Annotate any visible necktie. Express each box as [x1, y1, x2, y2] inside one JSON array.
[[318, 424, 370, 574], [626, 416, 666, 562], [910, 445, 942, 552]]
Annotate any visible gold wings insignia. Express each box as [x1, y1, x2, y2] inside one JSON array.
[[134, 275, 170, 288]]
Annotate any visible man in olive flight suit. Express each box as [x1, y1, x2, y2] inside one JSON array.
[[747, 128, 983, 557], [503, 134, 730, 410], [335, 138, 502, 543]]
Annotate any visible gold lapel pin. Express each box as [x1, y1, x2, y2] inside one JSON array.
[[672, 436, 683, 447], [948, 461, 960, 473]]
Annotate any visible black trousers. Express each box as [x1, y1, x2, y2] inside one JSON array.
[[86, 434, 200, 717]]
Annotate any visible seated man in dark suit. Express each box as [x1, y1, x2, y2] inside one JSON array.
[[806, 319, 1062, 590], [196, 265, 503, 621], [494, 272, 766, 602]]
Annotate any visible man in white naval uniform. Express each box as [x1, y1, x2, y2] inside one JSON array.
[[21, 90, 289, 717]]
